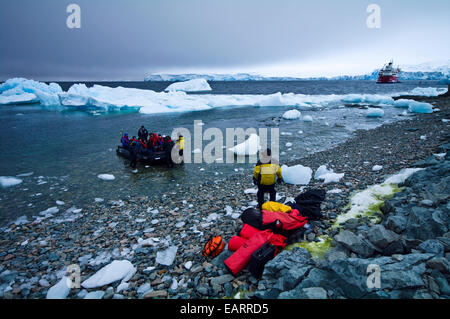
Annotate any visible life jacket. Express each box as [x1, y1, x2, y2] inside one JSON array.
[[121, 135, 129, 146], [176, 136, 185, 150], [224, 229, 286, 276], [131, 138, 147, 149], [202, 236, 225, 258], [261, 201, 292, 214], [253, 162, 282, 186]]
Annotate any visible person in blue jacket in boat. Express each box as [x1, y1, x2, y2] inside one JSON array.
[[121, 133, 130, 149]]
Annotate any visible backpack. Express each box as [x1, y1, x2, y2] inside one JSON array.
[[202, 236, 225, 258]]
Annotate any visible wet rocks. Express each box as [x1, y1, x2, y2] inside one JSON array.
[[334, 230, 374, 258]]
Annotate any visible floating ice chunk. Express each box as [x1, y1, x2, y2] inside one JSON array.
[[84, 291, 105, 299], [372, 165, 383, 171], [285, 142, 293, 147], [282, 109, 301, 120], [303, 115, 313, 122], [228, 134, 260, 156], [165, 78, 212, 92], [281, 165, 312, 185], [94, 198, 104, 203], [366, 108, 384, 117], [0, 78, 62, 106], [81, 260, 136, 288], [97, 174, 115, 181], [408, 87, 446, 97], [156, 246, 178, 266], [56, 200, 65, 206], [0, 176, 23, 188], [408, 101, 434, 114], [16, 172, 34, 177], [39, 207, 59, 217], [420, 135, 427, 140], [46, 276, 71, 299]]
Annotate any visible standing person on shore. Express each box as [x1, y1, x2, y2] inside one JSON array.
[[176, 133, 185, 157], [253, 149, 283, 209], [138, 125, 149, 143]]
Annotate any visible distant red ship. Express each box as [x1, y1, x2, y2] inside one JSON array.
[[377, 60, 401, 83]]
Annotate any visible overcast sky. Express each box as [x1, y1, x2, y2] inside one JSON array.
[[0, 0, 449, 80]]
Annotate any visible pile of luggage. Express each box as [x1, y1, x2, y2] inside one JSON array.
[[203, 189, 326, 279]]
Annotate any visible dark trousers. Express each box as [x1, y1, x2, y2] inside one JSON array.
[[257, 184, 276, 208]]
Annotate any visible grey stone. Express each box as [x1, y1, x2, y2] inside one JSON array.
[[418, 240, 445, 256], [210, 274, 234, 286], [334, 230, 374, 257], [329, 253, 433, 298], [367, 224, 401, 249], [325, 247, 348, 263], [384, 214, 407, 233], [426, 257, 450, 273], [382, 240, 405, 256]]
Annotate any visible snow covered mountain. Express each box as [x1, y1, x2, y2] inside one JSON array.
[[145, 60, 450, 82]]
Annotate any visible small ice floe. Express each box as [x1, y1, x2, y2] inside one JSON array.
[[132, 169, 138, 174], [314, 165, 344, 184], [46, 277, 71, 299], [298, 130, 303, 134], [285, 142, 293, 147], [94, 198, 104, 203], [372, 165, 383, 171], [281, 132, 293, 136], [366, 108, 384, 117], [282, 109, 301, 120], [303, 115, 313, 122], [81, 260, 136, 289], [16, 172, 34, 177], [442, 119, 449, 123], [12, 215, 30, 226], [155, 246, 178, 266], [56, 200, 65, 206], [420, 135, 427, 140], [0, 176, 23, 188], [244, 188, 258, 195], [97, 174, 115, 181], [281, 164, 312, 185]]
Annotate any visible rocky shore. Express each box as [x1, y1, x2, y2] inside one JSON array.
[[0, 94, 449, 299]]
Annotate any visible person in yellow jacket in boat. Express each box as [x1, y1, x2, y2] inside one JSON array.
[[253, 148, 283, 209]]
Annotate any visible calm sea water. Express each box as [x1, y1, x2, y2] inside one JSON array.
[[0, 80, 444, 225]]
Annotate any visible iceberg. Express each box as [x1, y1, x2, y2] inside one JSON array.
[[228, 134, 261, 156], [81, 260, 136, 288], [281, 164, 312, 185], [0, 176, 23, 188], [282, 109, 301, 120], [164, 78, 212, 92], [407, 100, 434, 114], [366, 108, 384, 117], [0, 78, 62, 106]]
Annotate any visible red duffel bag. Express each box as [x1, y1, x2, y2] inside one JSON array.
[[224, 230, 287, 276], [262, 209, 308, 233], [228, 236, 248, 252], [240, 224, 261, 239]]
